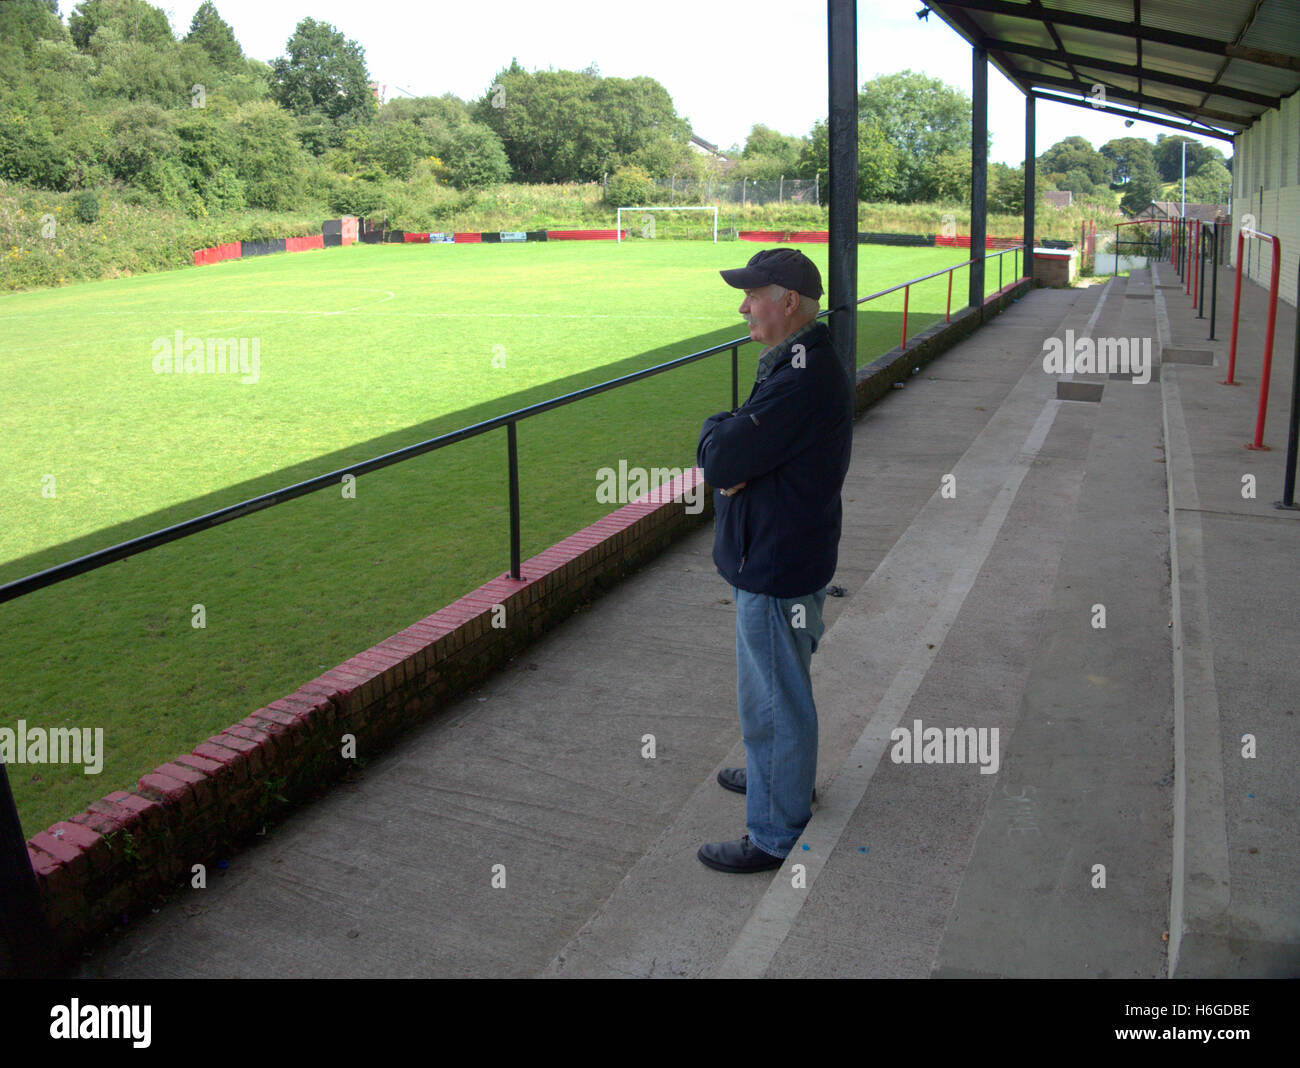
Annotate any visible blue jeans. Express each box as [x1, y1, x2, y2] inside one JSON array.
[[733, 585, 827, 857]]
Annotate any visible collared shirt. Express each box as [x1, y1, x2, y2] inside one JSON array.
[[755, 320, 821, 384]]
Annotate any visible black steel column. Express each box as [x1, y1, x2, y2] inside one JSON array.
[[1024, 94, 1035, 284], [828, 0, 858, 388], [970, 45, 988, 311], [1281, 264, 1300, 508], [0, 762, 56, 977], [1209, 222, 1220, 340]]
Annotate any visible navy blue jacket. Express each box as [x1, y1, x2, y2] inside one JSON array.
[[697, 321, 853, 597]]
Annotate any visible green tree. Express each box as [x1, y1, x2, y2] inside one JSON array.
[[229, 99, 307, 209], [1119, 160, 1162, 215], [858, 70, 971, 202], [604, 164, 655, 207], [1152, 134, 1224, 183], [798, 117, 898, 202], [90, 32, 191, 104], [0, 0, 67, 55], [1058, 168, 1098, 197], [271, 18, 375, 149], [988, 161, 1024, 214], [743, 124, 804, 168], [0, 108, 73, 187], [1100, 136, 1157, 188], [173, 108, 244, 213], [473, 61, 688, 183], [1183, 159, 1232, 204], [102, 100, 178, 184], [68, 0, 173, 51], [444, 122, 510, 189], [930, 150, 972, 202], [1038, 135, 1109, 186], [185, 1, 242, 70]]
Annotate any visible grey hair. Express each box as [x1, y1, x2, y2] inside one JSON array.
[[765, 285, 820, 317]]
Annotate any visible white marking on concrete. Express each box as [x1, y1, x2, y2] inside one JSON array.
[[713, 397, 1063, 979], [1160, 362, 1230, 977], [1082, 277, 1112, 341]]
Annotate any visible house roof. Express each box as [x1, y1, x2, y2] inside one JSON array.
[[1140, 200, 1229, 220]]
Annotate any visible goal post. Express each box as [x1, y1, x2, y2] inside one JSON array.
[[616, 205, 718, 243]]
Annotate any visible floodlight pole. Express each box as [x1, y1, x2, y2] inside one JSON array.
[[1181, 140, 1186, 219]]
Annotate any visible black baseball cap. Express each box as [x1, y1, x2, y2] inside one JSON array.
[[720, 248, 823, 300]]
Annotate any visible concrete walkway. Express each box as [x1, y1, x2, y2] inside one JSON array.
[[83, 261, 1299, 979]]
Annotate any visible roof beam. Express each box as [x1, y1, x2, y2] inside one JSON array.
[[1030, 91, 1237, 143], [1027, 70, 1253, 127], [1027, 0, 1081, 91], [935, 0, 1300, 70], [983, 38, 1282, 107]]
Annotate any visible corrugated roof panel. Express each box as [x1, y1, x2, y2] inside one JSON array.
[[929, 0, 1300, 136], [1239, 2, 1300, 58], [1139, 0, 1253, 42]]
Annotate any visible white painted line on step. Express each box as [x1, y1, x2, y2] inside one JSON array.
[[714, 397, 1063, 978]]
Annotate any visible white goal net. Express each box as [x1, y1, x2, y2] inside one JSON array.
[[616, 205, 719, 243]]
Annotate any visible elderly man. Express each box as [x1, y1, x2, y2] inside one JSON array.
[[695, 248, 853, 873]]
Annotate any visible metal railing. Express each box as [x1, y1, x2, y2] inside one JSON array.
[[1, 247, 1024, 603]]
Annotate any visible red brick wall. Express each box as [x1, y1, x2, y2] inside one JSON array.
[[24, 470, 713, 963]]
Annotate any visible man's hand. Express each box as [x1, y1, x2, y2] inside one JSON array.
[[720, 482, 747, 497]]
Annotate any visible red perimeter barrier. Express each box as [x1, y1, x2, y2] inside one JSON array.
[[404, 232, 430, 243], [198, 235, 321, 263], [545, 229, 625, 240], [454, 232, 482, 243]]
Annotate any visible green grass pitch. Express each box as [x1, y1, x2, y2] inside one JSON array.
[[0, 239, 1016, 835]]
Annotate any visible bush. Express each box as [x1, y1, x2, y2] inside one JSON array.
[[328, 177, 386, 217], [604, 164, 654, 207], [73, 190, 100, 223], [445, 123, 510, 190]]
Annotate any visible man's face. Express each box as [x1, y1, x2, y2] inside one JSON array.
[[739, 284, 793, 347]]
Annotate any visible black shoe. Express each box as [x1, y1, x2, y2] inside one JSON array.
[[697, 834, 785, 873], [717, 767, 816, 802]]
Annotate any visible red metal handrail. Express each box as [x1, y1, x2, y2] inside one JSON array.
[[1224, 227, 1283, 450], [867, 245, 1025, 349]]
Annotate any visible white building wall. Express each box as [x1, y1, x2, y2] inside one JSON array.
[[1232, 89, 1299, 308]]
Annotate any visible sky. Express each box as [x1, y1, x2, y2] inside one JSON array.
[[134, 0, 1230, 166]]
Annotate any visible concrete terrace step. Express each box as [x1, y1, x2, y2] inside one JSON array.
[[79, 273, 1299, 978]]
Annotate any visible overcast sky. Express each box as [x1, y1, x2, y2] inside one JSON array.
[[138, 0, 1229, 165]]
